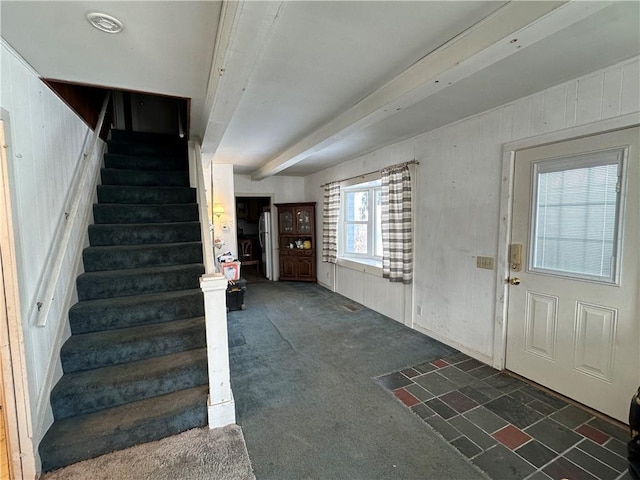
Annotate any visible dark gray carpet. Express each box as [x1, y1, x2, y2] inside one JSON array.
[[229, 282, 487, 479]]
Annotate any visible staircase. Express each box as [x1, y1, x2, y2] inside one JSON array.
[[39, 130, 209, 472]]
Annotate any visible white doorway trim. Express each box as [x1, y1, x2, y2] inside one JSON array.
[[234, 193, 276, 281], [0, 114, 37, 478], [492, 112, 640, 370]]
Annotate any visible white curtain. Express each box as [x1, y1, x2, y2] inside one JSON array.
[[322, 182, 340, 263], [381, 164, 413, 283]]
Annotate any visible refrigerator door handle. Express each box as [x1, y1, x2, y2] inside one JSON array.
[[258, 216, 265, 248]]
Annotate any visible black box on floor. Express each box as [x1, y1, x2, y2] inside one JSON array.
[[226, 278, 247, 312]]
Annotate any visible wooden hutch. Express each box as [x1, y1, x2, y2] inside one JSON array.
[[274, 202, 316, 282]]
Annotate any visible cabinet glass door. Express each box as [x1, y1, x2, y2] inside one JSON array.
[[281, 210, 293, 233], [296, 208, 311, 234]]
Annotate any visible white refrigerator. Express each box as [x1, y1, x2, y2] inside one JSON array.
[[258, 211, 273, 280]]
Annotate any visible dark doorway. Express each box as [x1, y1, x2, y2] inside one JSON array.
[[43, 79, 189, 139], [236, 196, 271, 283]]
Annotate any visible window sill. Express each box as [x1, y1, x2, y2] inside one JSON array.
[[336, 257, 382, 277]]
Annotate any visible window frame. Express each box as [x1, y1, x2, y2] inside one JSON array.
[[338, 178, 383, 268], [528, 148, 626, 285]]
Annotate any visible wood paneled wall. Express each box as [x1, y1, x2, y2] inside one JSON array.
[[304, 56, 640, 363], [1, 42, 100, 450]]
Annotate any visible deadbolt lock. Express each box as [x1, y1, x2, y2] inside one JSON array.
[[510, 244, 523, 272]]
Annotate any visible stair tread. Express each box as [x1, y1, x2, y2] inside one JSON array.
[[70, 288, 203, 313], [110, 129, 186, 142], [94, 202, 197, 207], [98, 185, 194, 191], [104, 153, 187, 172], [69, 288, 204, 334], [88, 221, 201, 246], [93, 203, 199, 224], [106, 139, 186, 158], [84, 241, 202, 253], [78, 262, 204, 280], [97, 187, 196, 204], [62, 316, 206, 372], [101, 168, 190, 187], [89, 220, 200, 227], [101, 167, 189, 174], [52, 348, 208, 419], [56, 347, 207, 391], [40, 385, 208, 472], [76, 263, 204, 301]]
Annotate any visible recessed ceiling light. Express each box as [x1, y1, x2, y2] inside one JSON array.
[[87, 12, 124, 34]]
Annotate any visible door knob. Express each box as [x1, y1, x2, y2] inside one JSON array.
[[510, 277, 521, 285]]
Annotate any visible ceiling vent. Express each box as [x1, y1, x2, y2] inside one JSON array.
[[87, 13, 124, 34]]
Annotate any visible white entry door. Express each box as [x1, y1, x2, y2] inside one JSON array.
[[506, 127, 639, 423]]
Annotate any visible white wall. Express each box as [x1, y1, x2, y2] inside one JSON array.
[[234, 173, 305, 203], [305, 56, 640, 363], [1, 41, 102, 455]]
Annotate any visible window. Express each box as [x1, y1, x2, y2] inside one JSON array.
[[530, 149, 624, 283], [339, 179, 382, 265]]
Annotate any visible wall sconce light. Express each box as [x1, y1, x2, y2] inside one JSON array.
[[213, 204, 225, 219]]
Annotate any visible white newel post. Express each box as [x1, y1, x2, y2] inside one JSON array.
[[200, 273, 236, 428]]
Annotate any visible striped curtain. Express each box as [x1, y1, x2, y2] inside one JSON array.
[[381, 164, 413, 283], [322, 182, 340, 263]]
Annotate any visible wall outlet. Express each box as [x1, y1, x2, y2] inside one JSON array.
[[476, 256, 494, 270], [416, 305, 422, 316]]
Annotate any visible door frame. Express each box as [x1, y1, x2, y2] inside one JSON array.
[[493, 112, 640, 370], [234, 193, 276, 280], [0, 114, 37, 478]]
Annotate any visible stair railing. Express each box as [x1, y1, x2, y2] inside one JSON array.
[[36, 91, 111, 328], [188, 141, 236, 428]]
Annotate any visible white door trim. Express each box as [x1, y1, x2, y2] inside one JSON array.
[[0, 115, 37, 478], [492, 112, 640, 370]]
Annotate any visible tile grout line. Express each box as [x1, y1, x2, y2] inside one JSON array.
[[377, 355, 631, 480]]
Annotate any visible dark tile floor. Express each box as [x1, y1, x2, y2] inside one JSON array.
[[376, 352, 631, 480]]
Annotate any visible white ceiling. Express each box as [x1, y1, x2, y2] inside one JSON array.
[[1, 1, 221, 135], [2, 1, 639, 179]]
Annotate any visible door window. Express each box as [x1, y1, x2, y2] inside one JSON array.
[[529, 149, 625, 284]]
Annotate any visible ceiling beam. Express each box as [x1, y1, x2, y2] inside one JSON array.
[[200, 0, 284, 154], [250, 0, 613, 180]]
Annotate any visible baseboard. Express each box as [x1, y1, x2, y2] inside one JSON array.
[[317, 280, 333, 291], [208, 393, 236, 428], [413, 323, 494, 366]]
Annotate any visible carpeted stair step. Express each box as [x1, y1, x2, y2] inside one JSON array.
[[93, 203, 198, 224], [69, 289, 204, 334], [83, 242, 203, 272], [51, 348, 208, 420], [88, 221, 201, 246], [97, 185, 196, 205], [110, 129, 186, 146], [39, 385, 208, 472], [61, 317, 206, 373], [104, 153, 187, 172], [107, 139, 186, 157], [101, 168, 189, 187], [77, 264, 204, 301]]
